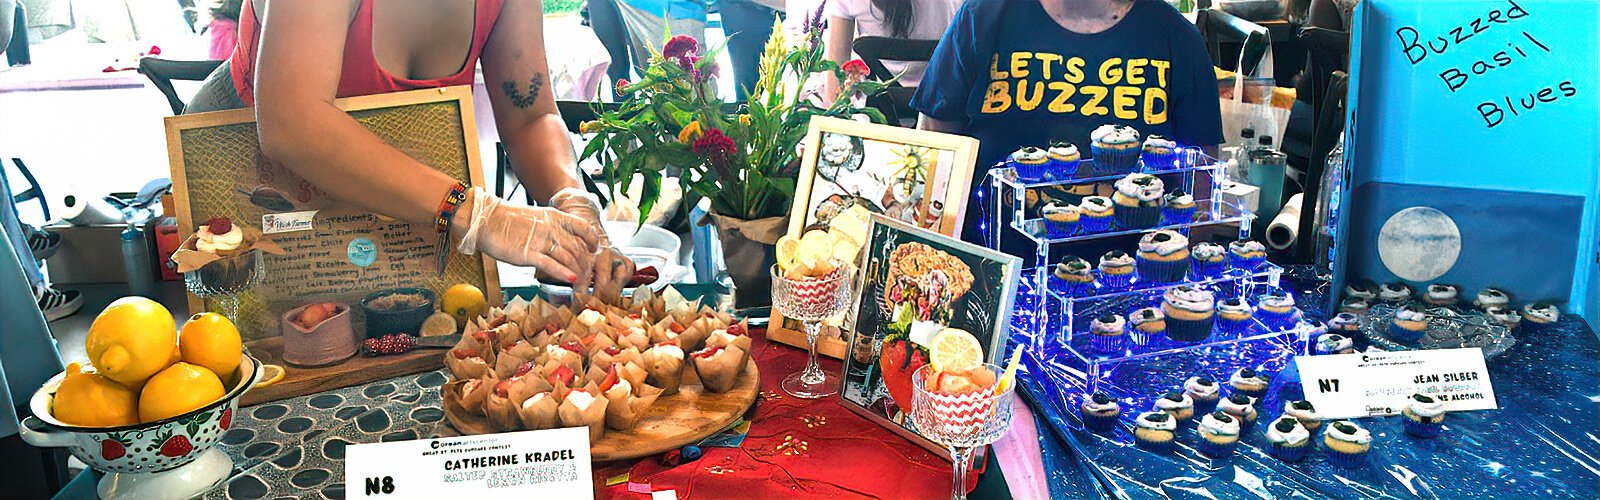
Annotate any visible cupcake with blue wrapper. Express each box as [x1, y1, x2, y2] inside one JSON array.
[[1052, 255, 1096, 296], [1183, 376, 1222, 415], [1256, 291, 1299, 329], [1161, 191, 1197, 225], [1389, 304, 1429, 343], [1190, 242, 1227, 278], [1080, 392, 1121, 432], [1140, 135, 1179, 171], [1163, 286, 1215, 342], [1217, 297, 1254, 335], [1090, 124, 1141, 174], [1133, 411, 1177, 452], [1047, 141, 1081, 180], [1424, 284, 1460, 306], [1154, 390, 1196, 427], [1197, 411, 1242, 457], [1323, 420, 1374, 466], [1218, 393, 1260, 433], [1265, 416, 1312, 462], [1111, 173, 1165, 229], [1136, 230, 1190, 283], [1522, 302, 1560, 331], [1283, 400, 1322, 431], [1008, 146, 1050, 182], [1041, 202, 1080, 238], [1128, 306, 1167, 346], [1088, 313, 1128, 355], [1097, 250, 1136, 290], [1379, 282, 1413, 303], [1227, 239, 1267, 271], [1079, 196, 1115, 233], [1402, 393, 1447, 438], [1228, 367, 1269, 399]]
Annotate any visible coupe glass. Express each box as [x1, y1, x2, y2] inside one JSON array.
[[771, 262, 854, 399], [910, 363, 1016, 500], [183, 249, 264, 323]]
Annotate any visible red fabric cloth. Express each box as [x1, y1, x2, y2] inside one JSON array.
[[228, 0, 502, 106], [594, 328, 955, 499]]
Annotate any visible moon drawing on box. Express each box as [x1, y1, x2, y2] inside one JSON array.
[[1377, 206, 1461, 282]]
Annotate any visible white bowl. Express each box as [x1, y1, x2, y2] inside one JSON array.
[[603, 221, 681, 258]]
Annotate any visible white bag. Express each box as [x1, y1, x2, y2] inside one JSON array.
[[1219, 40, 1291, 146]]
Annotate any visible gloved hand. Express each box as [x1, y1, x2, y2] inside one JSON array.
[[550, 187, 636, 303], [455, 187, 600, 284]]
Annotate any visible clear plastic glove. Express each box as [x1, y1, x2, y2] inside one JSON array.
[[455, 187, 600, 284], [551, 187, 636, 302]]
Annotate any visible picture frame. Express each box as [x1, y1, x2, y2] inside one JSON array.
[[837, 215, 1021, 456], [768, 117, 981, 358]]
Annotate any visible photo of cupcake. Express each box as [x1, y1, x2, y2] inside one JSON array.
[[1047, 141, 1082, 180], [1183, 376, 1222, 415], [1081, 392, 1122, 432], [1328, 312, 1362, 334], [1009, 146, 1050, 182], [1265, 416, 1312, 462], [1217, 298, 1254, 335], [1227, 239, 1267, 271], [1217, 393, 1259, 433], [1484, 306, 1521, 330], [1090, 124, 1141, 175], [1389, 304, 1429, 343], [1379, 282, 1413, 303], [1041, 202, 1080, 238], [1282, 400, 1322, 431], [1322, 420, 1373, 466], [1340, 297, 1372, 315], [1314, 333, 1355, 355], [1133, 411, 1177, 452], [1197, 411, 1242, 457], [1344, 280, 1378, 302], [1228, 367, 1270, 399], [1052, 255, 1096, 296], [1424, 284, 1460, 306], [1129, 306, 1167, 346], [1137, 230, 1191, 283], [1079, 196, 1116, 233], [1402, 393, 1446, 438], [1111, 173, 1164, 229], [1088, 313, 1129, 355], [1522, 302, 1560, 331], [1141, 135, 1179, 171], [1098, 250, 1136, 290], [1163, 286, 1215, 342], [1474, 287, 1511, 310], [1154, 390, 1196, 424], [1256, 291, 1299, 329], [1161, 191, 1197, 226], [1190, 242, 1227, 279]]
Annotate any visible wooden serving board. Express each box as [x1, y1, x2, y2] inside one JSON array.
[[441, 359, 759, 462], [241, 336, 443, 406]]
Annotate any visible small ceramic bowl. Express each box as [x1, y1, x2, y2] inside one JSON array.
[[360, 288, 437, 338], [282, 302, 357, 366]]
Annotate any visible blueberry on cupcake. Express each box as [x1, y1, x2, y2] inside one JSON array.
[[1322, 420, 1374, 466], [1080, 392, 1121, 432], [1328, 312, 1362, 334], [1079, 196, 1116, 233], [1282, 400, 1322, 431], [1218, 393, 1260, 433], [1183, 376, 1222, 415], [1052, 255, 1096, 296], [1041, 202, 1081, 238], [1047, 141, 1082, 180], [1161, 191, 1197, 225], [1190, 242, 1227, 279], [1154, 390, 1196, 424], [1111, 173, 1165, 229], [1009, 146, 1050, 182], [1197, 411, 1242, 457], [1227, 239, 1267, 272], [1097, 250, 1136, 290], [1133, 411, 1177, 452], [1229, 368, 1270, 399], [1314, 333, 1355, 355], [1088, 313, 1128, 355], [1344, 279, 1378, 302], [1256, 291, 1299, 330], [1389, 304, 1429, 343], [1424, 284, 1460, 306], [1474, 287, 1511, 310], [1521, 302, 1560, 331], [1379, 282, 1413, 303], [1163, 286, 1216, 342], [1402, 393, 1446, 438], [1217, 297, 1254, 335], [1137, 230, 1191, 283], [1484, 306, 1521, 330], [1090, 124, 1141, 175], [1141, 135, 1179, 171], [1264, 416, 1312, 462], [1128, 306, 1167, 346]]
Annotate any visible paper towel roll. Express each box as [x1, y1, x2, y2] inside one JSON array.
[[59, 194, 124, 226], [1266, 193, 1304, 251]]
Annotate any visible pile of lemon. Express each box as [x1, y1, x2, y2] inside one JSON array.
[[52, 297, 242, 427], [776, 204, 872, 278]]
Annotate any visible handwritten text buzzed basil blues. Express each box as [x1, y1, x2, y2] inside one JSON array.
[[1396, 0, 1577, 128]]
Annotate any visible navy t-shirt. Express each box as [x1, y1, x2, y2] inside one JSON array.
[[912, 0, 1224, 244]]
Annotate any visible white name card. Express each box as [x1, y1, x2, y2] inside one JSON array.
[[344, 427, 593, 499], [1296, 347, 1498, 419]]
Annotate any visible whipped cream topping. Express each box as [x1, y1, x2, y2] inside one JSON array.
[[1344, 280, 1378, 300], [1057, 256, 1092, 275], [1082, 393, 1120, 413], [1266, 417, 1311, 444], [577, 309, 606, 327], [566, 390, 597, 411], [1316, 333, 1353, 353], [1475, 288, 1510, 308], [1230, 368, 1267, 387], [1229, 239, 1266, 257], [1408, 393, 1445, 418], [1154, 391, 1193, 412], [1164, 191, 1195, 207], [196, 223, 244, 253], [1426, 284, 1459, 301], [1139, 230, 1189, 256], [1341, 297, 1371, 312], [1284, 400, 1319, 422], [1184, 376, 1219, 399], [1011, 147, 1047, 162], [1379, 283, 1413, 302], [522, 392, 548, 408], [1042, 202, 1080, 220], [1099, 251, 1135, 269], [1165, 286, 1215, 314], [653, 344, 685, 360], [1394, 305, 1429, 322], [1130, 307, 1165, 326], [1325, 420, 1372, 445], [1199, 412, 1240, 436], [1114, 174, 1165, 202], [1218, 394, 1258, 420], [1091, 314, 1126, 335], [1048, 143, 1080, 159], [1329, 312, 1361, 330], [1136, 411, 1176, 430], [1091, 124, 1140, 145], [1523, 303, 1560, 323], [1484, 306, 1521, 325], [1192, 242, 1225, 261], [1143, 135, 1177, 151], [1218, 298, 1252, 315], [1080, 196, 1114, 214]]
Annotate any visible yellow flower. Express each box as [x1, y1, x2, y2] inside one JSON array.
[[738, 114, 752, 126], [678, 120, 704, 144], [579, 120, 601, 134]]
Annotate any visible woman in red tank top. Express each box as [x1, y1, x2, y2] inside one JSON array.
[[190, 0, 634, 299]]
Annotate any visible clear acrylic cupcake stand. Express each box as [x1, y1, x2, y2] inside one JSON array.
[[984, 148, 1314, 397]]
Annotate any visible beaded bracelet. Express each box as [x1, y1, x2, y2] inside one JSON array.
[[434, 181, 469, 275]]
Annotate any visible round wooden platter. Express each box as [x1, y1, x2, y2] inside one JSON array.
[[441, 359, 759, 462]]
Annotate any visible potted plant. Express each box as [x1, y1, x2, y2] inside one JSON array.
[[580, 8, 889, 308]]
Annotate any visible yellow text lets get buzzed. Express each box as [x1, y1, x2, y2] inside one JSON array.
[[982, 52, 1171, 125]]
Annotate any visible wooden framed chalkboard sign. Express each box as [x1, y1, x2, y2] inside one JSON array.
[[165, 86, 502, 342]]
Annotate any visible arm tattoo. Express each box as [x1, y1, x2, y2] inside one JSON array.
[[501, 73, 545, 109]]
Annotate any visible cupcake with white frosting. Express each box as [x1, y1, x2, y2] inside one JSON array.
[[1080, 392, 1121, 432], [1314, 333, 1355, 355], [1190, 242, 1227, 278], [1154, 390, 1195, 423], [1256, 291, 1299, 330], [1401, 393, 1446, 438], [1474, 287, 1511, 310], [1008, 146, 1050, 182], [1090, 124, 1141, 174], [1047, 141, 1082, 180], [1323, 420, 1374, 466], [1163, 286, 1215, 342], [1228, 367, 1270, 399], [1197, 411, 1242, 457], [1217, 297, 1254, 335], [1340, 297, 1372, 315], [1283, 399, 1322, 431], [1424, 284, 1460, 306], [1344, 280, 1378, 302], [1098, 250, 1136, 290], [1111, 173, 1165, 229], [1161, 190, 1196, 226], [1079, 196, 1115, 233], [1052, 255, 1096, 297], [1379, 282, 1413, 303], [1264, 416, 1312, 462], [1227, 239, 1267, 271], [1328, 312, 1362, 334], [1141, 135, 1179, 171], [1128, 306, 1167, 346], [1183, 376, 1222, 415], [1389, 304, 1429, 343], [1522, 302, 1560, 331], [1217, 393, 1259, 433], [1484, 306, 1521, 330], [1133, 411, 1177, 452], [1041, 202, 1080, 238], [1089, 313, 1128, 355], [1136, 230, 1191, 283]]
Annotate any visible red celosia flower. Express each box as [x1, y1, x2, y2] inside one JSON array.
[[842, 59, 871, 80], [663, 35, 699, 60], [692, 128, 737, 170]]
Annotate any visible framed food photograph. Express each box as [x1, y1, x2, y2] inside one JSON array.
[[767, 117, 980, 357], [838, 215, 1021, 455]]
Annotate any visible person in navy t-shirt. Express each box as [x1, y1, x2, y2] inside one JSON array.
[[912, 0, 1223, 249]]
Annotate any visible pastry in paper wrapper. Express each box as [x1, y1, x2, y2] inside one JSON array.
[[507, 374, 553, 405], [650, 317, 685, 345], [504, 339, 540, 361], [485, 376, 522, 430], [493, 349, 534, 379], [517, 392, 560, 430], [704, 329, 753, 369], [591, 346, 645, 370], [615, 326, 651, 351], [642, 342, 687, 395], [603, 379, 664, 430], [585, 361, 645, 389], [581, 332, 618, 357], [691, 344, 746, 393], [170, 225, 286, 272], [445, 343, 490, 381], [459, 374, 493, 415], [557, 384, 609, 442], [542, 343, 586, 375]]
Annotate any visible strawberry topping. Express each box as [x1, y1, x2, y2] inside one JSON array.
[[494, 379, 512, 398], [204, 217, 233, 234], [693, 345, 724, 359], [727, 323, 746, 336], [513, 361, 535, 377], [558, 341, 585, 355], [451, 348, 477, 360], [547, 365, 577, 386]]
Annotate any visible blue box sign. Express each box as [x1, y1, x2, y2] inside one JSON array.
[[1337, 0, 1600, 319]]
